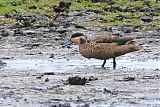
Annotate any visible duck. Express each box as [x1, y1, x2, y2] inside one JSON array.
[[63, 33, 142, 69]]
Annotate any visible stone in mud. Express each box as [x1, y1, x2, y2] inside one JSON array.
[[53, 1, 71, 13], [122, 27, 134, 33], [50, 102, 71, 107], [34, 14, 50, 21], [76, 104, 90, 107], [123, 76, 135, 81], [1, 30, 10, 37], [0, 60, 6, 66], [139, 7, 151, 12], [56, 28, 68, 34], [36, 76, 42, 79], [143, 1, 151, 6], [10, 1, 21, 6], [14, 29, 24, 36], [26, 53, 34, 55], [24, 98, 27, 101], [142, 75, 160, 79], [4, 13, 12, 18], [90, 0, 109, 3], [115, 15, 124, 21], [151, 7, 160, 13], [0, 57, 13, 59], [55, 37, 64, 41], [86, 9, 104, 14], [62, 45, 71, 48], [13, 15, 30, 22], [132, 6, 142, 11], [24, 43, 41, 49], [12, 22, 24, 28], [49, 54, 55, 58], [29, 5, 38, 9], [67, 76, 87, 85], [59, 1, 71, 9], [23, 30, 37, 35], [45, 77, 49, 82], [114, 76, 135, 81], [101, 26, 112, 32], [141, 16, 153, 22], [88, 76, 98, 81], [154, 68, 159, 71], [103, 88, 119, 95], [22, 20, 32, 27], [74, 24, 86, 29], [44, 72, 55, 75], [111, 5, 127, 12], [130, 0, 139, 1]]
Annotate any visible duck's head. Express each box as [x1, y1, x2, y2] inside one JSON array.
[[63, 33, 87, 47]]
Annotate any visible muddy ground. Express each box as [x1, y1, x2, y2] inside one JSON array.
[[0, 13, 160, 107]]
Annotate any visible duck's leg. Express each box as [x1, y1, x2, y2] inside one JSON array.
[[102, 60, 106, 68], [113, 57, 116, 69]]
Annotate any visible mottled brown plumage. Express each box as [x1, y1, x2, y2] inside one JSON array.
[[79, 42, 140, 60], [64, 33, 142, 69]]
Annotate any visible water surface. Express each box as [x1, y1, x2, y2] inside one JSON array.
[[2, 58, 159, 72]]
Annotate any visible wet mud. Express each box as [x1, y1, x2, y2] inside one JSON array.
[[0, 16, 160, 107]]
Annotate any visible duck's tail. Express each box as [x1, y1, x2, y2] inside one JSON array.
[[114, 42, 142, 57]]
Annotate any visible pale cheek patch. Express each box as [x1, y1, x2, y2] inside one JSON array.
[[71, 38, 80, 44]]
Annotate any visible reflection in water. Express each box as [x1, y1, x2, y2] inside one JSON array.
[[2, 58, 160, 72]]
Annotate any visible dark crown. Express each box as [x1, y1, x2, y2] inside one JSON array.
[[71, 33, 84, 38]]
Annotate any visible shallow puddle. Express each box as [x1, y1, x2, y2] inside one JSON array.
[[2, 58, 159, 72]]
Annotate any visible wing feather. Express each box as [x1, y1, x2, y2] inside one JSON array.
[[90, 35, 138, 45]]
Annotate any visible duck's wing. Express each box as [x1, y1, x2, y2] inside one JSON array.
[[90, 35, 118, 43], [91, 35, 139, 45], [114, 36, 137, 45]]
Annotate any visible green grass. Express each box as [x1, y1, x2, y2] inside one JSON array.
[[0, 0, 160, 31], [0, 0, 58, 16]]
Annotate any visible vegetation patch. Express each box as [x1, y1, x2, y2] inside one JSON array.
[[0, 0, 159, 31]]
